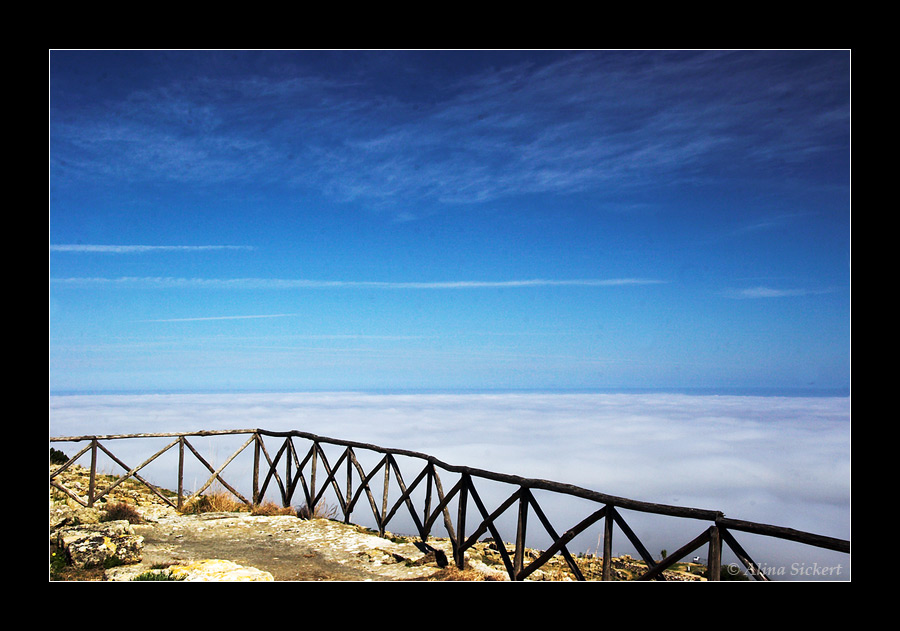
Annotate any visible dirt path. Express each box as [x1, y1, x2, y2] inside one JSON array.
[[121, 511, 453, 581]]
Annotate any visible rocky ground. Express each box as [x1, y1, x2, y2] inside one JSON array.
[[50, 464, 708, 581]]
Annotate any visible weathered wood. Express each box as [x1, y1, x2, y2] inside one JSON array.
[[347, 451, 387, 526], [381, 457, 429, 539], [180, 435, 253, 506], [518, 505, 607, 581], [50, 480, 88, 506], [252, 433, 260, 505], [255, 436, 288, 505], [345, 448, 353, 523], [602, 506, 614, 581], [178, 437, 185, 510], [638, 528, 711, 581], [717, 516, 850, 554], [249, 429, 726, 521], [707, 526, 721, 581], [93, 439, 179, 507], [88, 440, 97, 507], [466, 480, 517, 579], [381, 457, 390, 535], [423, 467, 434, 540], [455, 473, 470, 568], [610, 508, 666, 580], [513, 491, 528, 578], [52, 429, 259, 441], [311, 443, 349, 515], [460, 487, 520, 551], [522, 489, 585, 581], [427, 467, 458, 543], [289, 439, 315, 507], [49, 443, 93, 479], [52, 429, 721, 519], [310, 441, 318, 509], [285, 439, 295, 503], [721, 527, 770, 581]]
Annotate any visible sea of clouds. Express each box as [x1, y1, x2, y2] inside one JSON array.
[[49, 391, 850, 580]]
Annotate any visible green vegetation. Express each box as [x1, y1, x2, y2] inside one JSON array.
[[49, 550, 67, 579], [131, 570, 186, 581], [50, 448, 68, 465]]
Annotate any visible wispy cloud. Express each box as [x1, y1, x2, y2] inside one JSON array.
[[138, 313, 299, 322], [50, 51, 849, 211], [50, 244, 254, 253], [730, 212, 816, 236], [725, 286, 836, 299], [52, 276, 666, 290]]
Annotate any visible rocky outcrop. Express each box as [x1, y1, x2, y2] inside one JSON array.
[[107, 559, 274, 582], [52, 520, 144, 569]]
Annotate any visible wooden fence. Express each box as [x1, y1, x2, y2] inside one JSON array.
[[49, 428, 850, 581]]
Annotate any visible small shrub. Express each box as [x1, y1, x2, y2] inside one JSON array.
[[50, 550, 68, 578], [131, 570, 185, 581], [50, 448, 69, 465], [102, 501, 144, 524]]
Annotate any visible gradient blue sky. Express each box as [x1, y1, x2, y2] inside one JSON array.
[[49, 50, 851, 394]]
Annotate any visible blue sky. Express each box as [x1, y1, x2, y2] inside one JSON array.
[[49, 50, 851, 394]]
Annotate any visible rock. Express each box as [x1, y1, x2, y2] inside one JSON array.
[[105, 559, 274, 581], [54, 520, 144, 568], [165, 559, 274, 582]]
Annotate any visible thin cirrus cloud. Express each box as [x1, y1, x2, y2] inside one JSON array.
[[50, 244, 254, 253], [138, 313, 300, 323], [50, 51, 849, 211], [725, 286, 836, 299], [50, 276, 666, 290]]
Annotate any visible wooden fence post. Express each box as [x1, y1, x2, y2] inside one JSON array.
[[602, 505, 614, 580], [87, 439, 98, 507], [455, 474, 469, 569], [708, 526, 721, 581], [514, 488, 529, 578], [177, 436, 185, 510], [252, 432, 260, 506], [310, 441, 318, 510], [345, 448, 353, 523]]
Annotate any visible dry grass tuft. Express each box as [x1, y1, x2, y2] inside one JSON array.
[[250, 501, 298, 517], [179, 491, 249, 514], [102, 501, 144, 524]]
